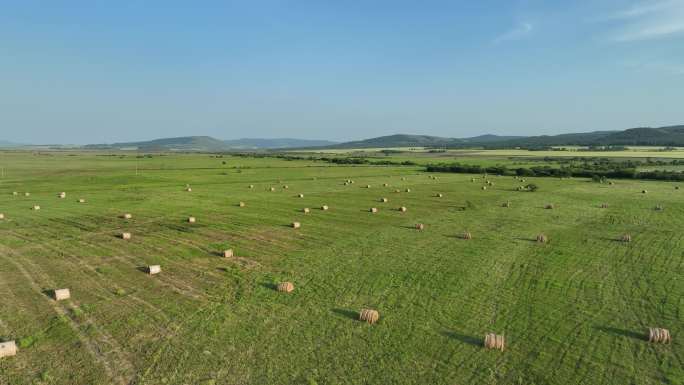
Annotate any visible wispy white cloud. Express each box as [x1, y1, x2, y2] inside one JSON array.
[[601, 0, 684, 42], [493, 22, 533, 44]]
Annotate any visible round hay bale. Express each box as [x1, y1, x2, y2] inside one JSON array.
[[303, 208, 310, 214], [53, 288, 70, 301], [239, 202, 246, 207], [370, 207, 378, 213], [269, 187, 275, 192], [298, 194, 304, 198], [462, 231, 472, 240], [405, 188, 411, 193], [249, 184, 254, 189], [291, 222, 301, 229], [642, 190, 648, 194], [436, 193, 443, 198], [609, 181, 615, 185], [399, 206, 407, 212], [32, 205, 40, 211], [321, 205, 329, 211], [223, 249, 234, 258], [648, 328, 671, 344], [186, 187, 192, 192], [544, 204, 554, 209], [0, 213, 4, 220], [383, 183, 389, 187], [484, 333, 505, 351], [147, 265, 161, 275], [58, 192, 66, 198], [600, 203, 609, 208], [620, 234, 632, 242], [380, 198, 388, 203], [471, 178, 475, 182], [359, 309, 379, 324], [521, 179, 526, 182], [187, 216, 196, 223], [12, 192, 18, 196], [654, 204, 664, 211], [415, 223, 424, 230], [366, 185, 371, 189], [481, 186, 487, 191], [121, 232, 131, 240], [121, 213, 132, 219], [401, 177, 406, 181], [283, 185, 289, 189], [502, 201, 511, 208], [536, 234, 548, 243], [277, 282, 294, 293], [24, 192, 30, 197], [394, 189, 400, 193], [0, 340, 17, 358], [78, 198, 86, 203]]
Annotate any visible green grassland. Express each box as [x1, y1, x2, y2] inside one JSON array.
[[0, 151, 682, 385]]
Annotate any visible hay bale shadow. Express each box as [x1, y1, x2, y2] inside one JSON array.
[[331, 308, 358, 321], [598, 237, 624, 243], [259, 282, 277, 290], [41, 289, 55, 299], [594, 326, 644, 341], [440, 330, 481, 346], [136, 266, 149, 274], [514, 236, 537, 243]]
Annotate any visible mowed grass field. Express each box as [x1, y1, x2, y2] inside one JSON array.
[[0, 151, 682, 385]]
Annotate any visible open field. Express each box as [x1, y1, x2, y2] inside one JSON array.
[[0, 151, 682, 385]]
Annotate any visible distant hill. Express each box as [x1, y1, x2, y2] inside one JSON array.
[[327, 134, 461, 149], [321, 125, 684, 149], [223, 138, 337, 149], [84, 136, 337, 151], [0, 140, 24, 148]]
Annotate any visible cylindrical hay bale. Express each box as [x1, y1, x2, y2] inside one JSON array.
[[401, 177, 406, 180], [0, 341, 17, 358], [53, 288, 70, 301], [298, 194, 304, 198], [648, 328, 671, 344], [399, 206, 407, 212], [394, 189, 401, 193], [32, 205, 40, 210], [642, 190, 648, 194], [609, 181, 615, 185], [536, 234, 548, 243], [303, 208, 310, 214], [405, 188, 411, 193], [471, 178, 475, 182], [147, 265, 161, 275], [277, 282, 294, 293], [12, 192, 18, 196], [186, 187, 192, 192], [383, 183, 389, 187], [321, 205, 329, 211], [239, 202, 246, 207], [249, 184, 254, 189], [502, 201, 511, 208], [484, 333, 505, 351], [223, 249, 234, 258], [78, 199, 86, 203], [463, 231, 472, 240], [122, 213, 132, 219], [188, 217, 196, 223], [269, 187, 275, 192], [481, 186, 487, 190], [521, 179, 526, 182], [436, 193, 443, 198], [283, 185, 289, 189], [0, 213, 4, 220], [545, 204, 554, 209], [415, 223, 425, 230], [291, 222, 301, 229], [600, 203, 609, 208], [359, 309, 379, 324], [121, 232, 132, 240], [380, 198, 388, 203], [621, 234, 632, 242], [24, 192, 30, 197], [365, 185, 371, 189], [654, 204, 664, 211], [370, 207, 378, 213], [58, 192, 66, 198]]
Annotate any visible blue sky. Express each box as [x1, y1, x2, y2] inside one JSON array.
[[1, 0, 683, 144]]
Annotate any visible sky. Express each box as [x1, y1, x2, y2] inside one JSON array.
[[1, 0, 683, 144]]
